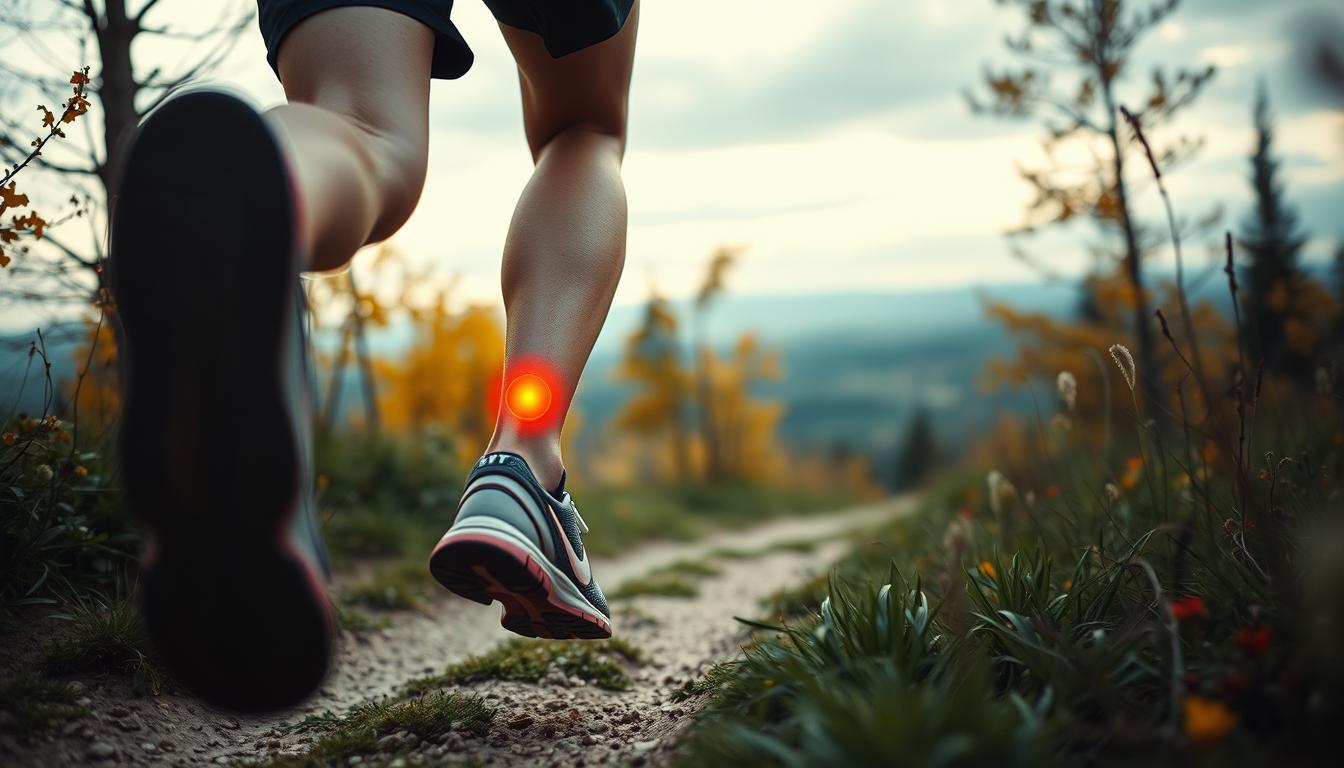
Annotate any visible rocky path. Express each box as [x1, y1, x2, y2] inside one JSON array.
[[2, 498, 912, 767]]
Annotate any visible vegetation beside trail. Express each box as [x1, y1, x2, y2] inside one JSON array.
[[405, 638, 646, 695]]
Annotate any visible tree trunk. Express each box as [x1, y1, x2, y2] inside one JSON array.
[[694, 312, 721, 483], [95, 0, 139, 206], [346, 270, 381, 434]]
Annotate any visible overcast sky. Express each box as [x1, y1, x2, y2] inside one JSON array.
[[4, 0, 1342, 320]]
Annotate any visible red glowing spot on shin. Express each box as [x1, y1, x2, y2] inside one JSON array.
[[505, 373, 552, 421]]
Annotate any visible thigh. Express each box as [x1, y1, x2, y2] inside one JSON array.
[[276, 6, 434, 144], [497, 1, 640, 160]]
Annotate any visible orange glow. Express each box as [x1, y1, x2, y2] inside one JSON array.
[[505, 373, 552, 421]]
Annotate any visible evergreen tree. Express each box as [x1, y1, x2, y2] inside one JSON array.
[[1239, 82, 1311, 382], [893, 408, 938, 491]]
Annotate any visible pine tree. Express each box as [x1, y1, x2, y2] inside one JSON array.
[[1239, 82, 1310, 382], [893, 408, 938, 490]]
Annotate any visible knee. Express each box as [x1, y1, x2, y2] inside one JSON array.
[[532, 120, 626, 168], [355, 122, 427, 243]]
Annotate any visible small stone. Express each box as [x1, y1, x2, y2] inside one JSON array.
[[267, 739, 282, 750], [86, 741, 116, 761], [158, 739, 176, 752], [378, 733, 401, 753], [508, 714, 534, 731], [141, 742, 158, 752], [215, 757, 230, 764], [589, 721, 610, 734], [116, 713, 146, 732], [388, 759, 407, 768], [633, 740, 658, 753], [579, 734, 599, 746], [544, 700, 567, 712], [62, 720, 83, 736], [75, 697, 93, 707], [108, 706, 131, 718]]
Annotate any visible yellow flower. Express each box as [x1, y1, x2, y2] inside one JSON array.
[[1062, 579, 1073, 590], [979, 560, 996, 578], [73, 465, 88, 478], [1183, 696, 1236, 749]]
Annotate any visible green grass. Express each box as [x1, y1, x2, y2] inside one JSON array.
[[42, 592, 166, 693], [567, 482, 855, 557], [339, 556, 436, 611], [405, 638, 645, 694], [655, 559, 722, 578], [610, 573, 700, 599], [676, 408, 1344, 764], [247, 692, 493, 768], [670, 661, 741, 702], [332, 601, 393, 634], [0, 673, 88, 731], [711, 537, 822, 562]]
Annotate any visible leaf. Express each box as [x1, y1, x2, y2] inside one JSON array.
[[13, 212, 46, 239], [1, 181, 29, 210], [0, 250, 10, 268], [71, 70, 90, 86], [38, 105, 56, 128]]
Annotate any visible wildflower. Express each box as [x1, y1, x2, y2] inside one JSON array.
[[35, 464, 54, 483], [1235, 625, 1271, 657], [1183, 696, 1236, 748], [316, 473, 330, 492], [986, 470, 1017, 517], [979, 560, 996, 578], [1108, 343, 1136, 393], [1056, 371, 1077, 411], [1044, 483, 1061, 498], [73, 465, 88, 478], [1104, 482, 1120, 501], [2, 432, 14, 445], [762, 678, 774, 688], [941, 517, 972, 553], [1171, 595, 1208, 622], [1121, 456, 1143, 490], [1062, 578, 1073, 590]]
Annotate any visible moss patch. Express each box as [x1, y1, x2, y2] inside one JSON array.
[[248, 693, 492, 768], [0, 673, 88, 732], [609, 573, 699, 600], [670, 661, 741, 703], [405, 638, 644, 694]]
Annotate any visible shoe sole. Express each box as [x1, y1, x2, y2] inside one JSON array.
[[110, 90, 331, 712], [429, 520, 612, 640]]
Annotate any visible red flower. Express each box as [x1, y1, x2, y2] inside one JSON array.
[[1171, 596, 1208, 622], [1235, 625, 1272, 657], [1045, 483, 1061, 499]]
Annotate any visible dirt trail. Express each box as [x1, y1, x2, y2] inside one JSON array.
[[2, 498, 912, 766]]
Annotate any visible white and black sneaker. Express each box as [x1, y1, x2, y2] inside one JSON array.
[[430, 452, 612, 639]]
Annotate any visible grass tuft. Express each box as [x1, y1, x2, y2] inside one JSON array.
[[42, 592, 165, 693], [405, 638, 644, 694]]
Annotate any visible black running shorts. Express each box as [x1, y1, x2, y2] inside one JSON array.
[[257, 0, 636, 80]]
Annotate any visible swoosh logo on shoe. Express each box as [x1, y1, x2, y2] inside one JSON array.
[[546, 505, 591, 586]]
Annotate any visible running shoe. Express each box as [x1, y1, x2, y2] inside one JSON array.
[[110, 90, 333, 712], [430, 452, 612, 639]]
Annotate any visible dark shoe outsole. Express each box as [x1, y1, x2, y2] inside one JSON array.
[[430, 536, 612, 640], [110, 90, 331, 713]]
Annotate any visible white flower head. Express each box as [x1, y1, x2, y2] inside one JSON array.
[[986, 470, 1018, 517], [1056, 371, 1077, 411], [1108, 344, 1136, 393], [1104, 482, 1121, 501], [35, 464, 53, 483]]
